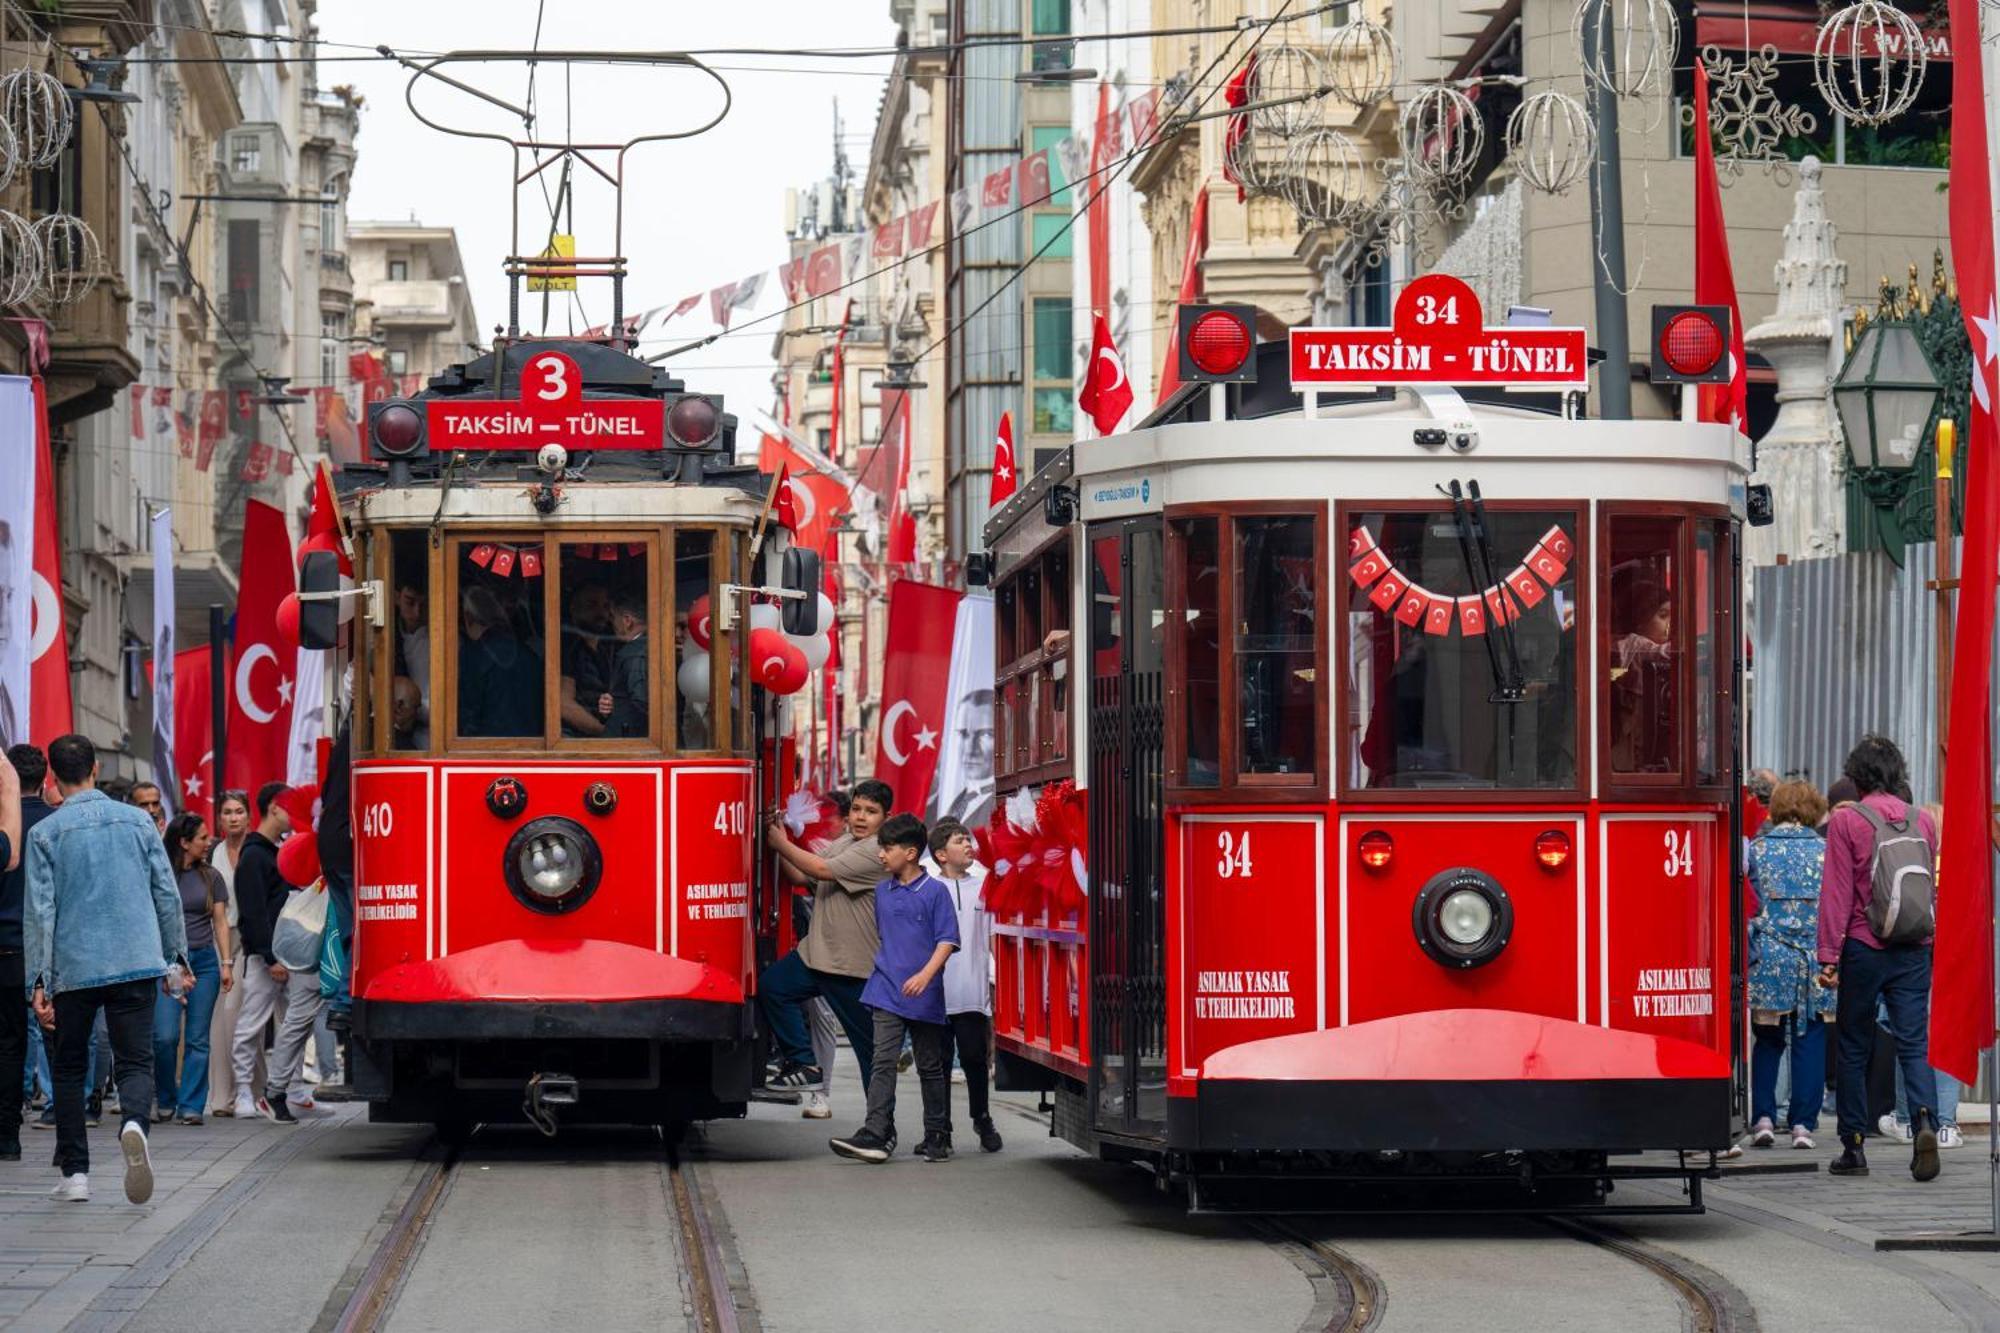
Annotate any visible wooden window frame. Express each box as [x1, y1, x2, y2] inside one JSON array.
[[1333, 499, 1589, 805], [1165, 502, 1330, 806], [994, 529, 1072, 789]]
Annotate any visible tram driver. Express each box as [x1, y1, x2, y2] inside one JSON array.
[[457, 585, 544, 739]]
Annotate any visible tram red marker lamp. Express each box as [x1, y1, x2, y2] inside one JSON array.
[[370, 400, 425, 457], [486, 776, 529, 820], [1176, 303, 1259, 383], [583, 782, 618, 817], [1534, 829, 1572, 871], [1648, 305, 1731, 385], [1358, 830, 1394, 872], [666, 394, 721, 448]]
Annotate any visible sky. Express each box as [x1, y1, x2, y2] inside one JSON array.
[[318, 1, 899, 424]]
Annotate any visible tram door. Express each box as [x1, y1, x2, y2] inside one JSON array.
[[1087, 518, 1168, 1138]]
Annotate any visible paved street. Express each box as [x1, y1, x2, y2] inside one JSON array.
[[0, 1078, 1994, 1332]]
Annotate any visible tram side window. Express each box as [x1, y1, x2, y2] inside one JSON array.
[[559, 542, 651, 740], [1693, 523, 1719, 787], [675, 531, 715, 749], [1174, 516, 1221, 787], [1236, 517, 1317, 776], [389, 531, 430, 751], [454, 542, 545, 740], [1607, 517, 1683, 778]]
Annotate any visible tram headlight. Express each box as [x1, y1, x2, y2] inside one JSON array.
[[1439, 890, 1494, 946], [502, 816, 603, 915], [1411, 869, 1512, 970]]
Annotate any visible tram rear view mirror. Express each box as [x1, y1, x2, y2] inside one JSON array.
[[781, 547, 822, 636], [1746, 483, 1775, 527], [298, 550, 341, 651]]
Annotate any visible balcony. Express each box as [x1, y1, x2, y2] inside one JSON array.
[[366, 279, 457, 329], [319, 249, 353, 302]]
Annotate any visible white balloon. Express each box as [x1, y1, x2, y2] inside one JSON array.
[[789, 629, 831, 672], [337, 573, 356, 624], [813, 592, 837, 636], [677, 651, 711, 709], [749, 602, 782, 634]]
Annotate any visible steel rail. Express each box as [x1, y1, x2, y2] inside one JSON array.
[[665, 1150, 741, 1333], [1541, 1214, 1757, 1333], [333, 1146, 461, 1333]]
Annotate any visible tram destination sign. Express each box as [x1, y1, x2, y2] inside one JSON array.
[[1290, 274, 1588, 393], [426, 350, 663, 451]]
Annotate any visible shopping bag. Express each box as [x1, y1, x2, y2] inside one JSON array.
[[271, 881, 329, 971]]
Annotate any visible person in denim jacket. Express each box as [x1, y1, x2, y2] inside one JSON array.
[[24, 735, 186, 1205], [1746, 779, 1836, 1150]]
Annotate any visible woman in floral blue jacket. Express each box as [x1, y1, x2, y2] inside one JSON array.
[[1746, 779, 1837, 1148]]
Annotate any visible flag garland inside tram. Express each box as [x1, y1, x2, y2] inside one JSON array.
[[1346, 523, 1573, 637]]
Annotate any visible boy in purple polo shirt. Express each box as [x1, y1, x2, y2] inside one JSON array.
[[829, 814, 959, 1164]]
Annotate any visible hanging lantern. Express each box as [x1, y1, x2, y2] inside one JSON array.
[[0, 118, 21, 195], [1323, 19, 1398, 108], [0, 210, 42, 308], [1, 69, 74, 171], [1248, 40, 1325, 138], [1571, 0, 1679, 100], [1225, 118, 1289, 198], [1813, 0, 1928, 127], [34, 213, 101, 307], [1506, 89, 1596, 195], [1281, 127, 1370, 227], [1399, 84, 1484, 192]]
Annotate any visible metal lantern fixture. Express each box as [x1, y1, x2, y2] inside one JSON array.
[[1813, 0, 1928, 127], [1572, 0, 1679, 100], [0, 210, 42, 308], [1282, 127, 1370, 226], [1506, 90, 1596, 195], [1324, 19, 1398, 108], [33, 213, 100, 307], [1832, 317, 1940, 473], [1399, 84, 1484, 192], [1249, 41, 1325, 138], [1, 69, 74, 171], [1225, 119, 1289, 198]]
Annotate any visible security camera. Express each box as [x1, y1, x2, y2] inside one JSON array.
[[536, 442, 569, 475]]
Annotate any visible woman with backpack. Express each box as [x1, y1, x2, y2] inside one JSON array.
[[152, 814, 233, 1125], [1816, 735, 1941, 1181], [1746, 779, 1838, 1149]]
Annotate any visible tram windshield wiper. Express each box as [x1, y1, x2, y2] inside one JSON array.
[[1466, 480, 1527, 703], [1442, 480, 1518, 705]]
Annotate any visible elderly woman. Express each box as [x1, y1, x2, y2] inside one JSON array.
[[1747, 779, 1836, 1148]]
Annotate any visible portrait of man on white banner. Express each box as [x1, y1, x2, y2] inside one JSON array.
[[929, 591, 996, 829], [150, 507, 178, 818], [0, 375, 36, 748]]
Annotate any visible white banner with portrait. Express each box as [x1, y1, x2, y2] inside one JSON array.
[[0, 376, 36, 749], [928, 591, 995, 829], [150, 507, 178, 816]]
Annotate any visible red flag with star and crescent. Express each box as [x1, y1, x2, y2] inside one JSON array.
[[172, 645, 214, 823], [27, 376, 72, 749], [225, 499, 296, 794], [1078, 313, 1134, 436], [873, 579, 962, 813], [761, 434, 845, 556], [1930, 0, 1999, 1085], [1692, 63, 1748, 435], [989, 411, 1017, 509]]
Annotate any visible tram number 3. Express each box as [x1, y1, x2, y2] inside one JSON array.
[[533, 354, 570, 400], [360, 802, 393, 838], [1216, 830, 1254, 880], [713, 801, 748, 837], [1662, 828, 1696, 879]]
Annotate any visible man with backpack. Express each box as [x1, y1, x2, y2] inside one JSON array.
[[1816, 735, 1941, 1181]]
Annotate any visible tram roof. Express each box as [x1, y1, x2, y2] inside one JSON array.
[[347, 477, 765, 529]]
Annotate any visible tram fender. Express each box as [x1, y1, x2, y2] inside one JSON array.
[[359, 938, 745, 1007]]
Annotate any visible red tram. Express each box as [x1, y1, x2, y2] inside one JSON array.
[[983, 284, 1754, 1211]]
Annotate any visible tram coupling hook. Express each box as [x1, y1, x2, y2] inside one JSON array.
[[523, 1072, 579, 1138]]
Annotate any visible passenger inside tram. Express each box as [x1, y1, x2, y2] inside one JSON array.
[[1607, 525, 1680, 776], [457, 580, 544, 739], [600, 594, 650, 739], [389, 675, 427, 750], [676, 531, 715, 749], [559, 579, 616, 737]]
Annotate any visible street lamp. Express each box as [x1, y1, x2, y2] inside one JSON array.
[[1833, 317, 1940, 473]]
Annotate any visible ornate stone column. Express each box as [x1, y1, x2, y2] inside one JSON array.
[[1743, 156, 1847, 565]]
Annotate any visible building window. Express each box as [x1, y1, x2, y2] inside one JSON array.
[[386, 349, 409, 376], [388, 259, 409, 282], [1031, 0, 1069, 35], [320, 311, 347, 384], [1030, 213, 1073, 259], [230, 135, 261, 174], [1031, 298, 1073, 435], [320, 179, 341, 250], [227, 219, 261, 326]]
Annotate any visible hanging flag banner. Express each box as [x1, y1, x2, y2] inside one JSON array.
[[172, 645, 214, 823], [988, 411, 1018, 510], [0, 375, 33, 748], [26, 377, 68, 749], [226, 499, 296, 795], [907, 201, 941, 249], [150, 506, 179, 819], [928, 591, 996, 828], [1290, 274, 1588, 392], [875, 579, 963, 814], [1344, 522, 1571, 639]]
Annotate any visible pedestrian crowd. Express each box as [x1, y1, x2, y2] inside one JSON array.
[[1740, 734, 1965, 1182], [0, 736, 342, 1206]]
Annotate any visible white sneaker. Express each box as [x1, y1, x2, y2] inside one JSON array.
[[49, 1173, 87, 1202], [1937, 1124, 1965, 1149], [801, 1091, 831, 1120], [286, 1096, 333, 1120], [1878, 1113, 1913, 1143], [1791, 1125, 1815, 1149], [232, 1094, 258, 1120], [1750, 1116, 1776, 1147], [119, 1122, 153, 1205]]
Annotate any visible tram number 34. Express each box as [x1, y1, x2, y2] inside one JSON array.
[[1216, 830, 1254, 880], [1663, 828, 1696, 879], [360, 803, 393, 838]]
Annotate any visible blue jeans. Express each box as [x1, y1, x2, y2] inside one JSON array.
[[1752, 1013, 1825, 1131], [152, 947, 222, 1116], [757, 949, 874, 1091], [1835, 939, 1938, 1142], [24, 1012, 49, 1101]]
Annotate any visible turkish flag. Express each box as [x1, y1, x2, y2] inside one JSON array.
[[709, 281, 738, 328], [1154, 186, 1209, 406], [669, 292, 703, 322], [906, 201, 940, 249], [874, 579, 962, 813], [305, 464, 353, 576], [1931, 0, 1999, 1085], [27, 377, 71, 749], [1077, 313, 1134, 436], [225, 499, 296, 794], [1222, 54, 1257, 202], [762, 434, 845, 556], [871, 218, 904, 259], [1017, 149, 1052, 207], [777, 260, 807, 303], [196, 389, 226, 472], [1692, 64, 1748, 435], [1128, 86, 1163, 146], [981, 164, 1013, 209], [805, 244, 843, 298], [989, 411, 1017, 509], [172, 645, 215, 823], [883, 392, 917, 564]]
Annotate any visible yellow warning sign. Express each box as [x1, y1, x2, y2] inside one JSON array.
[[528, 234, 576, 292]]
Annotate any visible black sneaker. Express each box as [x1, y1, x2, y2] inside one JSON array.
[[974, 1116, 1003, 1153], [917, 1133, 953, 1162], [32, 1107, 53, 1130], [1829, 1134, 1870, 1177], [1911, 1108, 1941, 1182], [268, 1099, 299, 1126], [828, 1128, 891, 1163], [84, 1101, 101, 1129], [769, 1062, 824, 1090], [0, 1139, 19, 1161]]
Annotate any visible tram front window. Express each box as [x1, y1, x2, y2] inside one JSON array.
[[455, 542, 545, 739], [1347, 509, 1578, 791], [1237, 517, 1317, 776], [560, 543, 651, 739], [1607, 517, 1682, 777], [675, 531, 715, 749], [1174, 517, 1221, 787]]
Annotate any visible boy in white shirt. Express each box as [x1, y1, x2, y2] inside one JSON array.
[[930, 819, 1001, 1152]]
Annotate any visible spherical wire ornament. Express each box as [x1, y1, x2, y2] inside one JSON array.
[[1323, 18, 1398, 108], [1813, 0, 1928, 126], [1248, 41, 1325, 138], [0, 118, 22, 196], [1571, 0, 1680, 100], [0, 211, 43, 308], [1399, 84, 1485, 193], [1281, 127, 1370, 227], [33, 213, 101, 308], [1506, 89, 1597, 195], [1225, 118, 1290, 198], [1, 69, 74, 171]]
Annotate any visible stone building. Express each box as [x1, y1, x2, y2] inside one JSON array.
[[349, 221, 482, 381]]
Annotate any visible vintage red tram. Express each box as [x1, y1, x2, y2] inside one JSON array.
[[984, 290, 1753, 1211]]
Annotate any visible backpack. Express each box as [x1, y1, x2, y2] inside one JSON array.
[[1851, 803, 1936, 945]]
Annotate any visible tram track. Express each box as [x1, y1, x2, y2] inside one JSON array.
[[1536, 1215, 1756, 1333]]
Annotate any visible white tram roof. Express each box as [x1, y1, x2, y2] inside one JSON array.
[[352, 480, 763, 529]]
